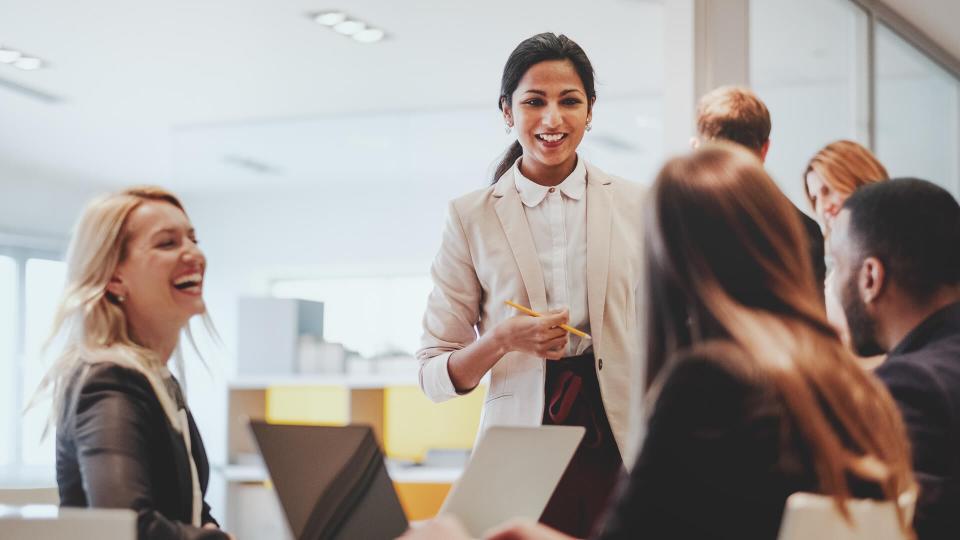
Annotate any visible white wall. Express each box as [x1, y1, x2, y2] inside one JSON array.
[[0, 162, 101, 243]]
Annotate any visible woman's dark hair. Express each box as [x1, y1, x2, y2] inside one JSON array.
[[642, 142, 914, 527], [492, 33, 597, 183]]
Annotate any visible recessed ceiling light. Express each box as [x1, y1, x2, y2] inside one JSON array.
[[0, 47, 22, 64], [314, 11, 346, 26], [352, 28, 385, 43], [14, 57, 43, 71], [309, 11, 388, 44], [333, 20, 365, 36]]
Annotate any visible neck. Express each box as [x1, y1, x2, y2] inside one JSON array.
[[881, 286, 960, 351], [128, 321, 180, 364], [519, 154, 578, 187]]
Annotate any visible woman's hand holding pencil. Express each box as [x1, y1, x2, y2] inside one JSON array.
[[489, 304, 568, 360], [490, 301, 591, 361], [505, 300, 592, 339]]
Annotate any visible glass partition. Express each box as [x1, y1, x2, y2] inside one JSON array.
[[876, 24, 960, 194]]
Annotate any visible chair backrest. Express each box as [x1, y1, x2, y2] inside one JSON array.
[[777, 493, 909, 540], [0, 487, 60, 506], [0, 505, 135, 540]]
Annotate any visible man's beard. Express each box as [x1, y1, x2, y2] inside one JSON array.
[[841, 274, 885, 357]]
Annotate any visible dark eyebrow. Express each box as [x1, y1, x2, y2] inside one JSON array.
[[521, 89, 585, 97]]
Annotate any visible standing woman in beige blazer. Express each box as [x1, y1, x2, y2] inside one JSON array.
[[417, 33, 645, 538]]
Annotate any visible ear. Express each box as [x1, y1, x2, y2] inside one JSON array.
[[859, 256, 886, 304], [105, 272, 126, 300], [759, 140, 771, 163], [587, 96, 596, 123], [500, 97, 513, 127]]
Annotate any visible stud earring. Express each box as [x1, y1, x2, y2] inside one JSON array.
[[505, 124, 513, 134], [586, 122, 592, 132]]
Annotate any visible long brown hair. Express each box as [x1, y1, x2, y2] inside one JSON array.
[[804, 140, 889, 209], [643, 143, 914, 525]]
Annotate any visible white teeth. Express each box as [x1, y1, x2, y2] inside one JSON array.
[[173, 273, 203, 286], [538, 133, 565, 142]]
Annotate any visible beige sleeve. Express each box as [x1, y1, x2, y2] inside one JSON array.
[[417, 201, 483, 402]]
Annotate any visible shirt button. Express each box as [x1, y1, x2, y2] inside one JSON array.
[[548, 187, 556, 193], [598, 358, 603, 370]]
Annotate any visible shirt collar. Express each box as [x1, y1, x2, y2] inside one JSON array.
[[513, 155, 587, 208], [889, 301, 960, 356]]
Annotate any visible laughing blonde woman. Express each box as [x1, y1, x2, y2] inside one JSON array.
[[33, 187, 231, 540]]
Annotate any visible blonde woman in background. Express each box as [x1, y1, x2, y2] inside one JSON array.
[[804, 140, 889, 234], [32, 187, 231, 540], [804, 140, 890, 369]]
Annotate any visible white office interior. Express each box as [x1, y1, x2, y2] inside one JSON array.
[[1, 0, 958, 537]]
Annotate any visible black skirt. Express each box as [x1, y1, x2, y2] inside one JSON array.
[[539, 351, 624, 538]]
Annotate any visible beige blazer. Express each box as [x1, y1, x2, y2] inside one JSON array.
[[417, 162, 646, 459]]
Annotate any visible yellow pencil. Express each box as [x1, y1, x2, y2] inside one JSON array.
[[504, 300, 592, 340]]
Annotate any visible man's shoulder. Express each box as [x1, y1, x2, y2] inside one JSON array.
[[877, 343, 960, 400]]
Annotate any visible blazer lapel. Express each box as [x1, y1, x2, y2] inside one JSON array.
[[165, 416, 194, 521], [492, 170, 548, 312], [585, 164, 612, 350]]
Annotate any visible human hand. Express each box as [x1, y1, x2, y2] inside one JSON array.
[[398, 515, 474, 539], [484, 518, 577, 540], [495, 309, 570, 360], [203, 522, 236, 540]]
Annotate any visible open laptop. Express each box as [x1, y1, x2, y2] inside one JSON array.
[[438, 425, 585, 537], [249, 421, 584, 540]]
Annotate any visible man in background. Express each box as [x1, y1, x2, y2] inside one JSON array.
[[829, 178, 960, 539], [694, 86, 826, 292]]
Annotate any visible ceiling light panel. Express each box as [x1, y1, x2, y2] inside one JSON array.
[[0, 44, 47, 70], [0, 48, 22, 64], [310, 11, 387, 44]]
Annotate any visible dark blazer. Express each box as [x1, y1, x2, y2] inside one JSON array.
[[596, 343, 882, 540], [798, 209, 826, 294], [876, 301, 960, 540], [57, 362, 228, 540]]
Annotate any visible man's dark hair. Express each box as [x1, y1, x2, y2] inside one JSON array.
[[843, 177, 960, 301]]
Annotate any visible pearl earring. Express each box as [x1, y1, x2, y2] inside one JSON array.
[[117, 294, 126, 303]]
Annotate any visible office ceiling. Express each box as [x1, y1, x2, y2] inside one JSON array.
[[882, 0, 960, 63], [0, 0, 663, 193], [0, 0, 955, 194]]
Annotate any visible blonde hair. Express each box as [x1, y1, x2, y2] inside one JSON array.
[[644, 143, 915, 532], [696, 86, 771, 154], [31, 186, 207, 434], [804, 140, 889, 209]]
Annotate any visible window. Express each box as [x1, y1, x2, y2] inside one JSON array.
[[876, 24, 960, 194], [0, 249, 66, 479], [750, 0, 870, 206], [0, 256, 17, 466], [22, 258, 67, 466], [271, 274, 433, 359]]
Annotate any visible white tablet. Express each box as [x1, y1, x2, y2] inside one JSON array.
[[439, 425, 585, 537]]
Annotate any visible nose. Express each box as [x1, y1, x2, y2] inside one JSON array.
[[542, 103, 562, 128], [182, 241, 206, 269]]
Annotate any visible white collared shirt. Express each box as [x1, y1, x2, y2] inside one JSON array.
[[513, 156, 590, 356]]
